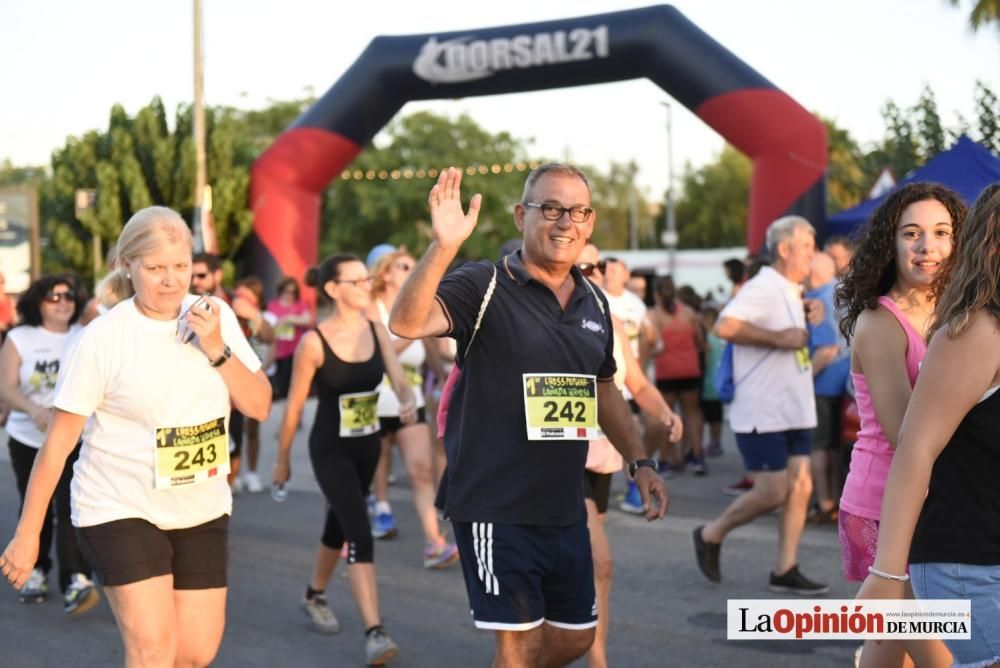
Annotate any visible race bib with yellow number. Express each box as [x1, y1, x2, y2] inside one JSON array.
[[403, 364, 423, 388], [339, 390, 380, 437], [522, 373, 600, 440], [275, 321, 296, 341], [154, 417, 229, 489], [795, 347, 812, 372]]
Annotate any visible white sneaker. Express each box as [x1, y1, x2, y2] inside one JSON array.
[[64, 572, 100, 615], [18, 567, 47, 603], [242, 470, 263, 493]]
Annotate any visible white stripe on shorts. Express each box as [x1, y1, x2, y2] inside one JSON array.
[[472, 522, 499, 596]]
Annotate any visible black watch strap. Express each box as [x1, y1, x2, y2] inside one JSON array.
[[210, 344, 232, 368], [628, 458, 658, 478]]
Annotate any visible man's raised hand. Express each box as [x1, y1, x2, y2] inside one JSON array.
[[429, 167, 482, 251]]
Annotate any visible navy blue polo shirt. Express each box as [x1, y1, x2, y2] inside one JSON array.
[[435, 251, 616, 526]]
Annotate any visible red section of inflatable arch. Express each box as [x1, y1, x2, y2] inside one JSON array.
[[696, 89, 827, 251], [250, 128, 361, 296]]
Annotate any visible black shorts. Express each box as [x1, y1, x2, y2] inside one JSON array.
[[584, 470, 613, 515], [76, 515, 229, 589], [700, 399, 723, 424], [453, 519, 596, 631], [379, 407, 427, 436], [655, 377, 702, 393], [813, 395, 843, 451]]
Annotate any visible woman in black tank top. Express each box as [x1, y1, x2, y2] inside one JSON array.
[[272, 254, 416, 666], [857, 185, 1000, 666]]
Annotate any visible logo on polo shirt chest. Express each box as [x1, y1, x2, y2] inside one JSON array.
[[580, 318, 604, 333]]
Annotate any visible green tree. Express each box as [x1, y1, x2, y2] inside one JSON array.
[[321, 111, 532, 261], [0, 160, 46, 187], [975, 80, 1000, 152], [587, 160, 656, 250], [822, 117, 868, 213], [673, 145, 750, 249], [945, 0, 1000, 32], [914, 85, 946, 159]]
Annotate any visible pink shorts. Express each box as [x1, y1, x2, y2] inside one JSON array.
[[838, 508, 879, 582]]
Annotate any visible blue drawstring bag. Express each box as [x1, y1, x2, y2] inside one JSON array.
[[714, 342, 736, 403]]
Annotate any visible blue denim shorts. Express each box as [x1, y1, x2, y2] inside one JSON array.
[[734, 429, 812, 472], [911, 562, 1000, 667]]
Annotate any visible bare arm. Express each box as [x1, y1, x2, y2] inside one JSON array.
[[810, 344, 838, 377], [616, 318, 682, 443], [852, 308, 913, 449], [597, 379, 669, 520], [373, 322, 417, 425], [859, 310, 1000, 600], [715, 317, 807, 350], [272, 332, 322, 484], [0, 337, 50, 431], [389, 168, 482, 339], [1, 409, 88, 589]]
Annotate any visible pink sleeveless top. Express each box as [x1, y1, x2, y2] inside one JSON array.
[[839, 296, 926, 521]]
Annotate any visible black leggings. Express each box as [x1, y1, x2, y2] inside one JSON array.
[[308, 426, 380, 564], [9, 437, 91, 593]]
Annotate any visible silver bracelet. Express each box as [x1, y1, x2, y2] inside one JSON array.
[[867, 565, 909, 582]]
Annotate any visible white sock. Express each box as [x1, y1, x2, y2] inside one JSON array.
[[374, 501, 392, 515]]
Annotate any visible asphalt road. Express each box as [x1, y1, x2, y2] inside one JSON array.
[[0, 399, 858, 667]]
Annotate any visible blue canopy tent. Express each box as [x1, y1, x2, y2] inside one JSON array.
[[826, 135, 1000, 238]]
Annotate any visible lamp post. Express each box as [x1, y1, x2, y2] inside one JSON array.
[[660, 101, 678, 276]]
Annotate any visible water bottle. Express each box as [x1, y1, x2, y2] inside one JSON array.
[[271, 483, 288, 503]]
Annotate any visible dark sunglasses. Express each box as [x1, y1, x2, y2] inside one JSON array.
[[576, 261, 607, 277], [44, 290, 76, 304], [394, 261, 414, 272]]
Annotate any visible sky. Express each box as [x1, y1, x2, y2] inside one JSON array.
[[2, 0, 998, 197]]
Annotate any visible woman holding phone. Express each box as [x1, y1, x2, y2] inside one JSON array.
[[0, 206, 271, 667]]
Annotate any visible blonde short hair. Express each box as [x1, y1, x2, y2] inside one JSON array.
[[95, 206, 192, 305]]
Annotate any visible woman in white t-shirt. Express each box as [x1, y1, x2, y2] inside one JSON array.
[[366, 247, 458, 569], [0, 206, 271, 667], [0, 273, 95, 613]]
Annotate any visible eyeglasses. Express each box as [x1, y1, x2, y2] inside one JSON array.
[[576, 261, 607, 278], [523, 202, 594, 223], [44, 290, 76, 304], [335, 276, 373, 287], [176, 293, 212, 344], [394, 261, 413, 272]]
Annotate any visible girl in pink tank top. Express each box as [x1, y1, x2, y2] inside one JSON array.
[[834, 183, 966, 666]]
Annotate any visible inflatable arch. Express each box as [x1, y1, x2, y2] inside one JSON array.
[[250, 5, 827, 290]]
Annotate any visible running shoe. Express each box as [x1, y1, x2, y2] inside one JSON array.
[[365, 627, 399, 665], [693, 526, 722, 583], [242, 470, 263, 493], [706, 442, 724, 458], [63, 572, 100, 616], [302, 593, 341, 634], [656, 459, 676, 478], [371, 512, 398, 540], [722, 476, 753, 496], [768, 565, 830, 596], [618, 480, 644, 515], [423, 542, 460, 569], [688, 456, 707, 477], [18, 567, 47, 604]]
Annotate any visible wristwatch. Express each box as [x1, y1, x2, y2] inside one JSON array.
[[628, 458, 658, 478], [209, 344, 232, 368]]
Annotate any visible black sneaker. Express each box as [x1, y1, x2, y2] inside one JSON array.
[[768, 565, 829, 596], [693, 526, 721, 583]]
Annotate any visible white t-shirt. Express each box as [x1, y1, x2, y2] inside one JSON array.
[[605, 289, 649, 400], [5, 324, 83, 448], [54, 295, 261, 530], [719, 266, 817, 433], [374, 299, 426, 417]]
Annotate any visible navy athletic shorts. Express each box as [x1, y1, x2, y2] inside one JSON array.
[[452, 518, 597, 631]]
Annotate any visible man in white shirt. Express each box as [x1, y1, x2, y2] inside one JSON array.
[[693, 216, 829, 595]]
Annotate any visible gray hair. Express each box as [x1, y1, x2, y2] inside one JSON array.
[[95, 206, 192, 303], [521, 163, 591, 202], [765, 215, 815, 254]]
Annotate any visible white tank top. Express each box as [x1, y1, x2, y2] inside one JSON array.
[[374, 299, 426, 416]]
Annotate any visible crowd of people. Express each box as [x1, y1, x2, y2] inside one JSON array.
[[0, 165, 997, 667]]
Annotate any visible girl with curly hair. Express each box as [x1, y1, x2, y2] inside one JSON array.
[[836, 182, 966, 667], [858, 184, 1000, 668]]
